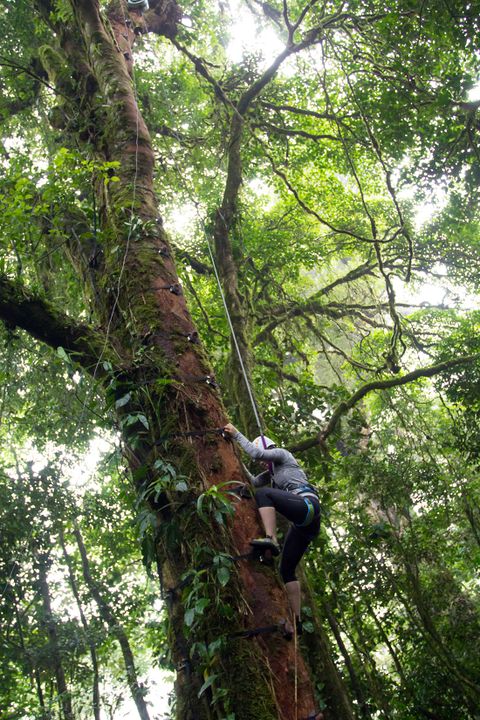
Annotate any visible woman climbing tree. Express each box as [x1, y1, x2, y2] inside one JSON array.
[[224, 424, 321, 635]]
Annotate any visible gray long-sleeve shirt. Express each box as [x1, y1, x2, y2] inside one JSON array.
[[234, 431, 317, 497]]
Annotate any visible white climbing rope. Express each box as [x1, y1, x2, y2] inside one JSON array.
[[205, 233, 264, 437], [294, 613, 299, 720]]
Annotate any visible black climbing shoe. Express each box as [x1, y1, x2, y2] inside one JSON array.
[[295, 616, 303, 636], [250, 536, 280, 556]]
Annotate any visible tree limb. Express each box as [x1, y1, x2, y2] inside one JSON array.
[[0, 276, 104, 372], [290, 354, 480, 452], [253, 120, 341, 143]]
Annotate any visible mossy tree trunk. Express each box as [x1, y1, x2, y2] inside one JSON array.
[[0, 1, 326, 718]]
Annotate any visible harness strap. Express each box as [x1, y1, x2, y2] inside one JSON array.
[[292, 482, 319, 498], [154, 427, 228, 445], [228, 623, 286, 640], [296, 498, 315, 528]]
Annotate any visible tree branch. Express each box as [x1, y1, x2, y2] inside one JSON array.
[[253, 120, 341, 143], [259, 100, 357, 125], [256, 358, 300, 383], [0, 276, 103, 372], [290, 354, 480, 452]]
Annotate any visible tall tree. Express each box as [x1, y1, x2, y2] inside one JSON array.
[[1, 0, 480, 718]]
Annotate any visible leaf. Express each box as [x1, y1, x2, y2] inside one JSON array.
[[184, 608, 195, 627], [195, 598, 210, 614], [115, 392, 131, 409], [197, 673, 218, 698], [175, 480, 188, 492], [123, 413, 149, 429], [132, 465, 149, 483], [56, 346, 69, 362], [196, 493, 205, 518], [217, 566, 230, 587]]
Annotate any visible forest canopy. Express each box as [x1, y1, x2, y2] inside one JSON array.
[[1, 1, 480, 719]]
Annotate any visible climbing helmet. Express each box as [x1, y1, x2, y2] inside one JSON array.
[[253, 436, 275, 449]]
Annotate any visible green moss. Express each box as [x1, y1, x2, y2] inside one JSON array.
[[223, 641, 278, 720], [38, 45, 70, 85]]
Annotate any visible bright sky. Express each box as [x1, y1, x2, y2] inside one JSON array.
[[226, 0, 285, 67], [117, 667, 174, 720]]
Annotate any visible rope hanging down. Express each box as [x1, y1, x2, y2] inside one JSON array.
[[205, 233, 264, 439]]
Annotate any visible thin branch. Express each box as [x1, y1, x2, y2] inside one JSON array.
[[0, 56, 61, 97], [311, 259, 377, 297], [170, 39, 235, 114], [253, 121, 341, 143], [259, 100, 358, 125], [256, 358, 300, 383], [257, 138, 370, 242], [291, 0, 321, 34], [172, 247, 212, 275], [183, 274, 228, 340], [302, 315, 381, 372]]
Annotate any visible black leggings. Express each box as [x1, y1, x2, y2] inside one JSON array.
[[255, 486, 320, 583]]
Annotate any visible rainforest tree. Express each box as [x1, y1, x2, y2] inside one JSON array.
[[1, 0, 479, 718]]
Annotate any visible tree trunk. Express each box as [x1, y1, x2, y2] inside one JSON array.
[[34, 667, 50, 720], [36, 550, 74, 720], [322, 598, 371, 719], [7, 2, 332, 718], [72, 522, 150, 720], [13, 586, 51, 719], [463, 491, 480, 549], [59, 529, 101, 720]]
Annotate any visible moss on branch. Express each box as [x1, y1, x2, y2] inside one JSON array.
[[0, 275, 104, 371]]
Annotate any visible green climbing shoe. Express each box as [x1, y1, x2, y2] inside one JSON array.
[[250, 536, 281, 556]]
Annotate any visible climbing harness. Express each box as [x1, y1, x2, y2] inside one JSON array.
[[127, 0, 149, 10]]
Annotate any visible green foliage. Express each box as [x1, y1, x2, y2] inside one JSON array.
[[1, 0, 480, 718]]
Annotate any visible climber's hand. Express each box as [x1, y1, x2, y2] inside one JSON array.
[[223, 423, 238, 436]]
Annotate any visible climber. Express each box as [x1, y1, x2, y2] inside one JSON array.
[[223, 423, 321, 635]]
